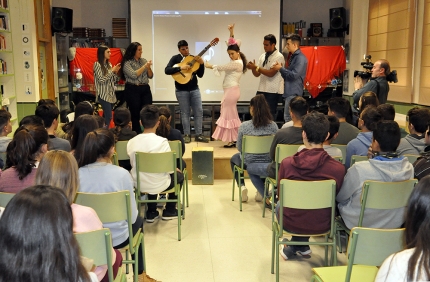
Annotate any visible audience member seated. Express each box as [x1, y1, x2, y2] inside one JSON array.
[[298, 115, 342, 158], [352, 91, 379, 127], [0, 124, 48, 193], [230, 94, 278, 203], [345, 106, 383, 168], [70, 115, 99, 162], [0, 185, 98, 282], [0, 110, 12, 152], [377, 103, 408, 138], [267, 96, 308, 179], [94, 115, 106, 129], [110, 107, 136, 171], [127, 105, 184, 223], [275, 112, 345, 260], [156, 106, 186, 170], [77, 128, 155, 282], [327, 97, 360, 145], [62, 101, 95, 139], [35, 150, 122, 282], [35, 104, 71, 152], [18, 114, 44, 127], [413, 121, 430, 181], [337, 121, 414, 229], [397, 107, 430, 155], [375, 175, 430, 281]]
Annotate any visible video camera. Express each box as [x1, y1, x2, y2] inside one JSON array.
[[353, 55, 398, 83]]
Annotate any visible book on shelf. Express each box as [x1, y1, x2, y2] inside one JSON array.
[[0, 34, 5, 50], [0, 0, 8, 9], [0, 59, 7, 74], [0, 15, 7, 30]]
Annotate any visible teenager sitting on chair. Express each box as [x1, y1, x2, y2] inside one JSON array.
[[127, 105, 184, 223]]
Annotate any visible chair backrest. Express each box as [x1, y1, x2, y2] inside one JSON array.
[[279, 179, 336, 235], [345, 227, 404, 280], [0, 192, 14, 207], [135, 151, 177, 194], [111, 152, 118, 166], [332, 156, 343, 163], [75, 191, 134, 254], [168, 140, 183, 170], [350, 155, 368, 166], [240, 135, 274, 168], [404, 154, 419, 164], [275, 144, 302, 179], [331, 144, 347, 164], [75, 228, 115, 281], [115, 140, 129, 161], [358, 179, 418, 226]]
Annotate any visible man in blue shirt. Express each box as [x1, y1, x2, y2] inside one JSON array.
[[272, 34, 308, 122]]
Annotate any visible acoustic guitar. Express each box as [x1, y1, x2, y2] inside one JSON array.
[[172, 38, 219, 84]]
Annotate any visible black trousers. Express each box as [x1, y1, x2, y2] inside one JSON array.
[[114, 215, 145, 274], [125, 84, 152, 133]]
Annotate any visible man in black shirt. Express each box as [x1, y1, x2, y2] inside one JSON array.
[[165, 40, 209, 143]]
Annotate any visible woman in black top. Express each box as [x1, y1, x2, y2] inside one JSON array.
[[111, 107, 136, 171]]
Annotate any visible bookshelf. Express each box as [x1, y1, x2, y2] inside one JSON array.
[[0, 1, 17, 136]]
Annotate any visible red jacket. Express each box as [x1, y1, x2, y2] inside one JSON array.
[[277, 148, 345, 233]]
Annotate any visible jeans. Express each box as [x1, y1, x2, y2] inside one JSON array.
[[98, 98, 112, 127], [283, 95, 297, 123], [175, 89, 203, 135], [247, 162, 270, 196], [230, 152, 245, 186], [125, 84, 153, 133], [258, 92, 280, 122]]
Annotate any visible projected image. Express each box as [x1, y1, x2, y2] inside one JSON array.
[[151, 10, 266, 102]]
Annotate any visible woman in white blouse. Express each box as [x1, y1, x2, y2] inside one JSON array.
[[375, 175, 430, 282], [93, 46, 121, 127], [205, 24, 247, 148]]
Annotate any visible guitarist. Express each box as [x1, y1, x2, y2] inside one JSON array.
[[165, 40, 209, 143]]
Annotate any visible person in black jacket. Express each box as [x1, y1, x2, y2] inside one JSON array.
[[164, 40, 209, 144]]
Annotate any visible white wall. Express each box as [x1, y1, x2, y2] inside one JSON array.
[[52, 0, 128, 36], [282, 0, 344, 37]]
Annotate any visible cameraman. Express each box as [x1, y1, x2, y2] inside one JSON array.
[[353, 59, 390, 107]]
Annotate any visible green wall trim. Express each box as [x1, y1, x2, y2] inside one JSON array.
[[17, 102, 38, 124]]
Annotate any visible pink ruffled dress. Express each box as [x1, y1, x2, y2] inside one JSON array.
[[211, 59, 243, 142]]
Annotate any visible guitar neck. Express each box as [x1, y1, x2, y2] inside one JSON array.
[[189, 44, 211, 64]]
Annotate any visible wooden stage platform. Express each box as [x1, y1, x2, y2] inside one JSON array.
[[183, 141, 237, 180]]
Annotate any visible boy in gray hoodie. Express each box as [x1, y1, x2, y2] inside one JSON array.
[[397, 107, 430, 155], [337, 121, 414, 229]]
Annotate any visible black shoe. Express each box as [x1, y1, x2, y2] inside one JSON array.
[[195, 135, 209, 143], [223, 142, 236, 148], [146, 210, 159, 223], [162, 209, 179, 220]]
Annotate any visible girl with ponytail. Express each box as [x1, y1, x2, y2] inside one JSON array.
[[205, 23, 247, 148], [77, 128, 154, 281], [0, 124, 48, 193]]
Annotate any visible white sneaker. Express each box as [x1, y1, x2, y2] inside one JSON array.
[[241, 186, 248, 202], [255, 192, 263, 202]]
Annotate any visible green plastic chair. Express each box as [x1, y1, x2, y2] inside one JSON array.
[[169, 140, 189, 209], [115, 140, 129, 161], [262, 144, 302, 219], [332, 156, 343, 163], [75, 191, 144, 282], [75, 228, 126, 282], [311, 227, 405, 282], [335, 179, 417, 253], [404, 154, 419, 164], [0, 192, 14, 207], [331, 144, 347, 164], [134, 151, 183, 241], [231, 135, 274, 211], [111, 152, 118, 166], [271, 179, 337, 282], [350, 155, 368, 167]]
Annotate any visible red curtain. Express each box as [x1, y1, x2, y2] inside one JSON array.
[[69, 48, 123, 92], [298, 46, 346, 98]]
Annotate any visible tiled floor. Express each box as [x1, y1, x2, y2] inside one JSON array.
[[126, 179, 347, 282]]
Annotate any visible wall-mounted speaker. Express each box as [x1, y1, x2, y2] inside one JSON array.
[[329, 7, 346, 30], [52, 7, 73, 33]]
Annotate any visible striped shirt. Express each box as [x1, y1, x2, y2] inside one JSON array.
[[122, 58, 150, 85], [93, 61, 118, 103]]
